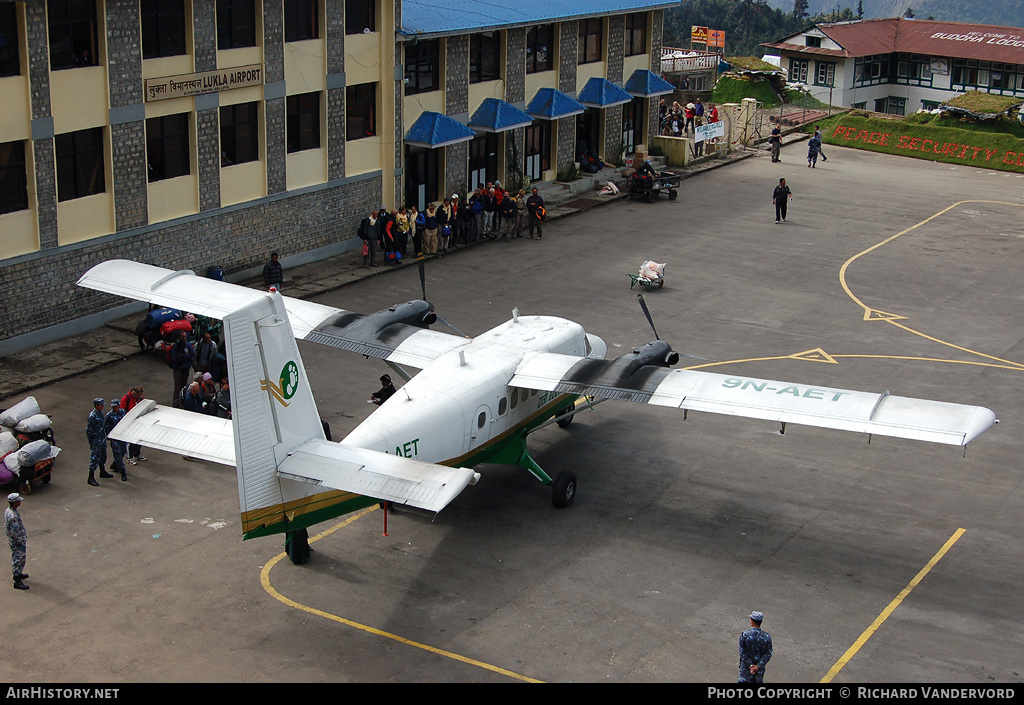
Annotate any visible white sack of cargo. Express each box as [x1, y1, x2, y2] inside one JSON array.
[[17, 439, 59, 467], [0, 431, 18, 456], [3, 452, 21, 476], [15, 414, 51, 434], [0, 397, 41, 427]]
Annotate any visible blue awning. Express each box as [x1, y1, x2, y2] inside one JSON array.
[[525, 88, 585, 121], [468, 98, 534, 133], [576, 77, 633, 109], [400, 0, 681, 39], [404, 111, 476, 148], [623, 69, 675, 98]]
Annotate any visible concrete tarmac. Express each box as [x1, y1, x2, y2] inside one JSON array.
[[1, 142, 1022, 683]]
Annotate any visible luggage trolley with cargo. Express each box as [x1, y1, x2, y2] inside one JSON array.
[[627, 171, 680, 203], [628, 260, 666, 291], [0, 397, 61, 495]]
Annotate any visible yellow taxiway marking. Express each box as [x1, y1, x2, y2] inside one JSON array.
[[260, 507, 543, 683], [839, 199, 1024, 372], [820, 528, 966, 683]]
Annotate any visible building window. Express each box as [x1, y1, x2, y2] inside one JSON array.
[[217, 0, 256, 50], [284, 0, 318, 42], [0, 3, 20, 78], [525, 24, 553, 74], [405, 39, 439, 96], [345, 0, 374, 34], [578, 18, 602, 65], [805, 35, 822, 48], [287, 92, 320, 153], [470, 31, 501, 84], [624, 12, 646, 57], [220, 102, 259, 166], [815, 61, 835, 86], [146, 113, 191, 182], [346, 83, 376, 141], [854, 54, 890, 86], [789, 58, 808, 83], [48, 0, 99, 70], [142, 0, 187, 59], [55, 127, 105, 202], [0, 140, 28, 215]]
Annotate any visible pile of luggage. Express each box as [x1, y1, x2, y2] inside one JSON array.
[[135, 307, 222, 357], [0, 396, 60, 492]]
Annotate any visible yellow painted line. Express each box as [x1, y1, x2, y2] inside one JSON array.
[[260, 506, 543, 683], [838, 199, 1024, 372], [820, 528, 966, 683], [685, 353, 1023, 373]]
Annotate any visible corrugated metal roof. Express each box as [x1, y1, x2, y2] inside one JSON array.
[[766, 18, 1024, 64], [577, 77, 633, 107], [624, 68, 674, 97], [468, 98, 534, 132], [525, 88, 585, 120], [401, 0, 682, 39], [405, 111, 476, 148]]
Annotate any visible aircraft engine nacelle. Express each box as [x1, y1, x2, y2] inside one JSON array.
[[361, 300, 436, 333], [622, 340, 679, 375]]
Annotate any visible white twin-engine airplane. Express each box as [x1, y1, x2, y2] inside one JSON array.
[[78, 260, 996, 554]]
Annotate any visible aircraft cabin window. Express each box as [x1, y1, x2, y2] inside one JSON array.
[[498, 397, 507, 415], [510, 389, 519, 409], [477, 411, 486, 429]]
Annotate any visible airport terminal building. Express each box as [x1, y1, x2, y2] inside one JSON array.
[[762, 17, 1024, 115], [0, 0, 677, 352]]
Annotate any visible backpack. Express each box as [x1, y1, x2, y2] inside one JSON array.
[[357, 218, 368, 241]]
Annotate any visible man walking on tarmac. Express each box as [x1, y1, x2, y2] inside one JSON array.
[[6, 493, 29, 590]]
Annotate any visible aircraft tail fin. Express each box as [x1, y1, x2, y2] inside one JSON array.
[[224, 291, 327, 538]]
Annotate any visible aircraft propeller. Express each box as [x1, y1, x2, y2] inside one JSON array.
[[418, 256, 468, 338], [635, 293, 707, 364]]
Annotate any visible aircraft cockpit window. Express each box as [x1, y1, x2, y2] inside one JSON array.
[[477, 411, 486, 428], [498, 397, 507, 415], [584, 336, 592, 356]]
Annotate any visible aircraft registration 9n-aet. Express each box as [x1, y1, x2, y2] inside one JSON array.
[[77, 260, 997, 559]]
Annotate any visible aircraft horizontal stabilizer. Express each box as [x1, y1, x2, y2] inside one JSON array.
[[278, 440, 479, 513], [108, 399, 236, 465], [510, 352, 996, 446]]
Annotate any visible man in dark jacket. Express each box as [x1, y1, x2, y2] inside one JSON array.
[[170, 331, 194, 408], [526, 187, 545, 239], [262, 252, 284, 291]]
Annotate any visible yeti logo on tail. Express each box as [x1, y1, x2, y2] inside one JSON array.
[[261, 360, 299, 407]]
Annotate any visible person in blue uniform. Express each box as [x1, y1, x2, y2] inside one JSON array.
[[87, 398, 113, 486], [738, 610, 773, 683], [6, 492, 28, 590], [105, 398, 128, 481]]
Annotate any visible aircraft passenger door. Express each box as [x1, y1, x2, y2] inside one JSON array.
[[471, 403, 493, 449]]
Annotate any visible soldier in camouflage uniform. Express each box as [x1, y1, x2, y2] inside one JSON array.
[[6, 492, 28, 590], [105, 398, 128, 481], [738, 610, 773, 683], [87, 398, 113, 487]]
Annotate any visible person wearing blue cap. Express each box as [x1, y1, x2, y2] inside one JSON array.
[[6, 492, 28, 590], [738, 610, 773, 683], [86, 398, 113, 486], [105, 399, 128, 481]]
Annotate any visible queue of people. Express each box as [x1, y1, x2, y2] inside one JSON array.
[[357, 182, 548, 266], [659, 97, 718, 138]]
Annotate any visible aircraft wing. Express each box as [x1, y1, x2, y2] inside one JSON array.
[[108, 399, 236, 465], [278, 439, 480, 513], [510, 352, 997, 446], [76, 260, 466, 368]]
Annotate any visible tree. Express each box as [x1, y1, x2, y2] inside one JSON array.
[[857, 0, 863, 19], [903, 7, 915, 18], [793, 0, 809, 20]]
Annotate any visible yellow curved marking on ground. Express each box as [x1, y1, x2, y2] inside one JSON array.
[[820, 528, 966, 683], [260, 507, 543, 683], [838, 199, 1024, 372]]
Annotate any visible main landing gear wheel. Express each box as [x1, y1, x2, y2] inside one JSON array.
[[556, 402, 575, 428], [551, 470, 577, 508]]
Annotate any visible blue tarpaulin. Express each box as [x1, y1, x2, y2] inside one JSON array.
[[576, 77, 633, 108], [525, 88, 585, 120], [468, 98, 534, 133], [405, 111, 476, 148], [400, 0, 681, 39]]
